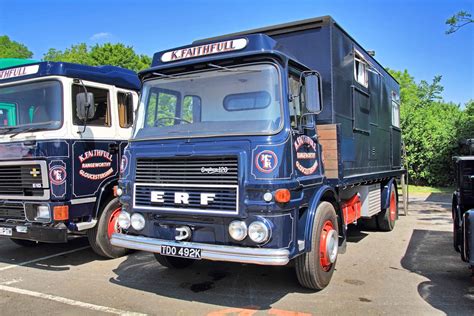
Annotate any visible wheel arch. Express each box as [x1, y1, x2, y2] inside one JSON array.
[[93, 178, 119, 219], [381, 178, 398, 210], [303, 185, 341, 253]]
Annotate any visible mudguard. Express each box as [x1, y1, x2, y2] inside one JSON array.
[[462, 209, 474, 265], [381, 178, 397, 210], [302, 185, 338, 252]]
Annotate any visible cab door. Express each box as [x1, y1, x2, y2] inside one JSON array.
[[71, 82, 119, 202], [288, 70, 324, 185]]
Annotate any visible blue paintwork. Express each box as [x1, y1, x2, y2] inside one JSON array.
[[0, 61, 140, 91], [0, 139, 125, 222], [121, 19, 404, 261]]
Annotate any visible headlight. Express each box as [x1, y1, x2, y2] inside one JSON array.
[[35, 205, 50, 221], [248, 221, 271, 243], [130, 213, 146, 231], [117, 211, 131, 229], [116, 187, 123, 196], [228, 221, 247, 241]]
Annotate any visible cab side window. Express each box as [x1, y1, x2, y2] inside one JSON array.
[[72, 85, 110, 126], [118, 92, 134, 128], [288, 72, 310, 129]]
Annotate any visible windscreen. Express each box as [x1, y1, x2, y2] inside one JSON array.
[[134, 64, 282, 139], [0, 80, 62, 134]]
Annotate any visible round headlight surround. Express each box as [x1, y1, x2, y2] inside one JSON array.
[[117, 211, 131, 229], [130, 213, 146, 231], [228, 220, 248, 241], [248, 220, 271, 244]]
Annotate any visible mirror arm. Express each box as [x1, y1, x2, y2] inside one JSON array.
[[77, 79, 90, 135]]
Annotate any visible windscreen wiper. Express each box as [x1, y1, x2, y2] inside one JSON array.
[[0, 127, 18, 135], [207, 63, 261, 73], [9, 126, 45, 139]]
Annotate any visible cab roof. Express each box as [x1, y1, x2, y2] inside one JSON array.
[[0, 60, 140, 91]]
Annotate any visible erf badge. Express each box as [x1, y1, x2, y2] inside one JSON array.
[[49, 165, 67, 185], [294, 135, 318, 175], [255, 150, 278, 173]]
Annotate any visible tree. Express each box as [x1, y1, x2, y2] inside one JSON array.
[[446, 11, 473, 34], [388, 69, 469, 186], [43, 42, 151, 72], [0, 35, 33, 59]]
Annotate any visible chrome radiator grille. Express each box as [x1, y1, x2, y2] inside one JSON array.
[[134, 156, 239, 214], [0, 161, 49, 200]]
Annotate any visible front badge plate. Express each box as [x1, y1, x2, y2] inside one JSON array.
[[0, 227, 12, 236]]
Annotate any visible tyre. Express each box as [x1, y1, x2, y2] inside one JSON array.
[[87, 197, 130, 258], [452, 202, 462, 252], [295, 201, 339, 290], [154, 253, 195, 269], [10, 238, 41, 247], [377, 182, 397, 231]]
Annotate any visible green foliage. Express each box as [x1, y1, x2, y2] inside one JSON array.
[[0, 35, 33, 59], [43, 42, 151, 72], [446, 11, 473, 34], [388, 69, 473, 186]]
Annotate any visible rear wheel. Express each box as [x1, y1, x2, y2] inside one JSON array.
[[295, 201, 338, 290], [453, 202, 462, 252], [87, 197, 130, 258], [154, 253, 195, 269], [377, 182, 397, 231], [10, 239, 41, 247]]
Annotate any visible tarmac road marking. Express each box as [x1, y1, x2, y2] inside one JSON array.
[[0, 284, 147, 316], [0, 246, 90, 272]]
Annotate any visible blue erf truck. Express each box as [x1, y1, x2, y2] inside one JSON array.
[[111, 16, 404, 289], [0, 59, 140, 258]]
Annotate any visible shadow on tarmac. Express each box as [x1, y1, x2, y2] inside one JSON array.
[[401, 229, 474, 315], [110, 251, 313, 310], [0, 236, 103, 271]]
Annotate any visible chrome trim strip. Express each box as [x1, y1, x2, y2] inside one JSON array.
[[111, 233, 290, 266], [0, 160, 49, 201], [133, 182, 239, 215], [70, 197, 97, 205]]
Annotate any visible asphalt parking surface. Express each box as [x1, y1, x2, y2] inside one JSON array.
[[0, 193, 473, 315]]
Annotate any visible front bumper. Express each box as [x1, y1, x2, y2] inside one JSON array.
[[111, 233, 290, 266], [0, 222, 68, 243]]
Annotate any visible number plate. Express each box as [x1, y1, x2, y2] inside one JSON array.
[[160, 245, 202, 259], [0, 227, 12, 236]]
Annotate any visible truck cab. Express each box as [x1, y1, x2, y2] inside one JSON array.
[[112, 17, 404, 290], [0, 59, 139, 258]]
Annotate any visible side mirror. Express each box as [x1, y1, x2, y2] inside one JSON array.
[[301, 72, 323, 114], [76, 92, 95, 121]]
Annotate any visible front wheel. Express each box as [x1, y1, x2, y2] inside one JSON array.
[[295, 201, 339, 290], [87, 197, 130, 258], [154, 253, 195, 269]]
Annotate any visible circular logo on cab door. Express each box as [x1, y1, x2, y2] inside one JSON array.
[[120, 155, 128, 174], [255, 150, 278, 173], [49, 165, 67, 185]]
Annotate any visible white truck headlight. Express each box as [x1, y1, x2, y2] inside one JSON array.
[[117, 211, 131, 229], [130, 213, 146, 231], [35, 205, 51, 221], [228, 221, 247, 241], [248, 221, 271, 243]]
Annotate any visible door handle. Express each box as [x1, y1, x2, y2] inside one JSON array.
[[108, 143, 119, 154]]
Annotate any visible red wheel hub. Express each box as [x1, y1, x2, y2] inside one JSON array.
[[389, 190, 397, 222], [319, 220, 337, 271], [107, 207, 122, 239]]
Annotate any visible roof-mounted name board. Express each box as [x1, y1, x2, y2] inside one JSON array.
[[161, 38, 248, 63], [0, 65, 39, 80]]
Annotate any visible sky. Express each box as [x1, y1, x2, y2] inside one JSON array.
[[0, 0, 473, 105]]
